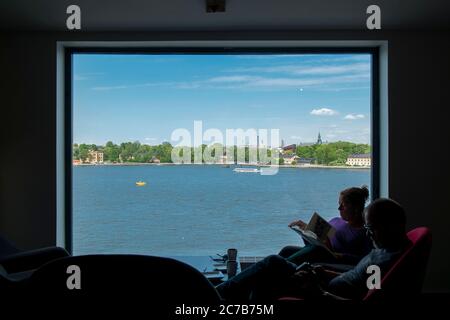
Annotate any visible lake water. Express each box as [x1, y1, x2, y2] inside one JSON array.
[[73, 165, 370, 256]]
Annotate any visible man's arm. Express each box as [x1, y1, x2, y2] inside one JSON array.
[[326, 273, 368, 300]]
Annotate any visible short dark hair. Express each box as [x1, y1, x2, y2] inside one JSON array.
[[366, 198, 406, 231]]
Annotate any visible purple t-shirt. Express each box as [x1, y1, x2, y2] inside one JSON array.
[[328, 217, 372, 262]]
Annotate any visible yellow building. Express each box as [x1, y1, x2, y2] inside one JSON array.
[[88, 150, 104, 164], [346, 154, 371, 166]]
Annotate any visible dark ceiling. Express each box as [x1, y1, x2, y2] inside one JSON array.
[[1, 0, 449, 32]]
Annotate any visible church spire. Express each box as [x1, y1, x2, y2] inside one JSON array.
[[316, 132, 323, 145]]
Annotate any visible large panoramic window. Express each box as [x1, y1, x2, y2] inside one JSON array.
[[71, 51, 374, 257]]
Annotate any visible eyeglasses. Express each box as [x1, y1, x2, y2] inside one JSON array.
[[364, 224, 374, 235]]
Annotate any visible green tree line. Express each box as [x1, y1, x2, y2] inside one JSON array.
[[296, 141, 371, 165], [73, 141, 174, 163], [73, 142, 275, 164], [73, 141, 370, 165]]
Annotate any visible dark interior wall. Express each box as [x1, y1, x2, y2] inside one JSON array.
[[387, 31, 450, 292], [0, 30, 449, 291], [0, 33, 57, 250]]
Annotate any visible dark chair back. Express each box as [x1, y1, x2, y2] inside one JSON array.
[[28, 254, 221, 302], [0, 234, 20, 257]]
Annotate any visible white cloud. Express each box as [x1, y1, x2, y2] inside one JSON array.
[[74, 74, 88, 81], [292, 63, 369, 76], [90, 67, 370, 92], [208, 76, 258, 83], [92, 85, 129, 91], [201, 73, 369, 91], [313, 86, 370, 92], [233, 55, 369, 64], [234, 54, 318, 60], [310, 108, 338, 116], [74, 72, 105, 81], [290, 135, 303, 140], [91, 81, 175, 91], [206, 75, 323, 88], [230, 63, 369, 76], [90, 69, 370, 92], [145, 137, 157, 141], [176, 82, 201, 89], [344, 114, 365, 120]]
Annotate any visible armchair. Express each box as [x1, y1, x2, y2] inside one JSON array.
[[27, 254, 222, 301], [0, 234, 70, 273]]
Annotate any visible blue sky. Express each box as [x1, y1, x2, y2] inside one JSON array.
[[73, 53, 371, 146]]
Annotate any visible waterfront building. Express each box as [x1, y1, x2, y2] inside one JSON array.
[[150, 156, 161, 163], [346, 154, 371, 166], [88, 150, 104, 164], [282, 144, 296, 154], [298, 157, 315, 166], [282, 154, 299, 165]]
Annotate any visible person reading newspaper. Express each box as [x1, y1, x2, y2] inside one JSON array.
[[279, 186, 372, 265], [289, 212, 338, 258]]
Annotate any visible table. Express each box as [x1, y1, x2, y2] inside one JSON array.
[[166, 255, 242, 283]]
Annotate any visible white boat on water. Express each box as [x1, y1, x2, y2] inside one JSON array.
[[233, 167, 260, 173]]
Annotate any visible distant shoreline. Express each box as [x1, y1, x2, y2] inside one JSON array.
[[73, 163, 370, 170]]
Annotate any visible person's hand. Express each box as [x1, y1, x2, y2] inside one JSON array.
[[289, 219, 307, 229], [292, 269, 324, 297], [334, 252, 345, 260], [311, 264, 325, 274], [311, 264, 342, 281], [293, 270, 318, 287]]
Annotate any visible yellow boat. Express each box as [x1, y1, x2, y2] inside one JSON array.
[[135, 181, 147, 186]]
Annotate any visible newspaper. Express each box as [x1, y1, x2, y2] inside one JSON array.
[[289, 212, 337, 258]]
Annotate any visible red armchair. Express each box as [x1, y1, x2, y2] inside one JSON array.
[[363, 227, 432, 301]]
